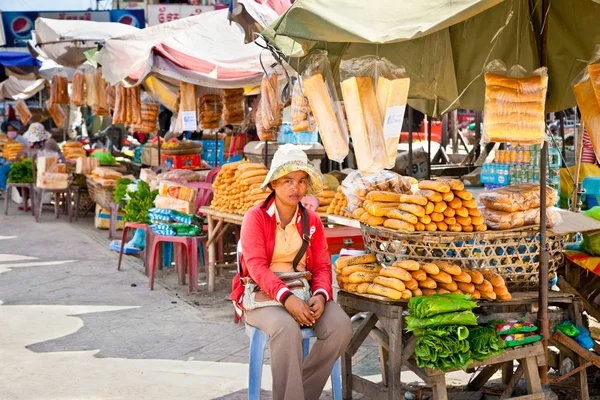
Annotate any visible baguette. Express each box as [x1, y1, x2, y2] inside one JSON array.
[[476, 280, 493, 293], [439, 281, 458, 291], [454, 189, 472, 201], [425, 222, 438, 231], [457, 282, 475, 294], [344, 283, 358, 292], [464, 270, 484, 285], [434, 201, 448, 213], [443, 207, 456, 217], [348, 271, 379, 283], [366, 216, 386, 226], [341, 264, 382, 276], [386, 209, 418, 224], [410, 269, 427, 282], [405, 278, 419, 291], [415, 222, 425, 231], [401, 290, 413, 300], [373, 276, 406, 292], [393, 260, 420, 271], [335, 254, 377, 269], [380, 267, 412, 281], [481, 270, 505, 287], [367, 283, 403, 300], [480, 290, 497, 300], [493, 284, 509, 296], [456, 216, 472, 226], [418, 180, 451, 193], [353, 208, 367, 219], [417, 189, 443, 203], [497, 292, 512, 300], [475, 224, 487, 232], [411, 288, 423, 297], [442, 191, 455, 202], [434, 261, 462, 276], [463, 225, 474, 232], [436, 221, 449, 231], [239, 169, 268, 180], [366, 202, 400, 217], [397, 203, 426, 217], [462, 199, 478, 209], [453, 271, 472, 283], [444, 217, 457, 225], [419, 215, 432, 224], [429, 271, 453, 284], [422, 288, 437, 296], [399, 194, 428, 206], [471, 216, 485, 226], [448, 197, 463, 209], [469, 207, 482, 217], [420, 263, 440, 275], [452, 290, 465, 295], [456, 207, 469, 218], [366, 191, 403, 202], [471, 290, 481, 300], [439, 178, 464, 191], [418, 277, 437, 289], [436, 288, 451, 294], [430, 212, 444, 222], [383, 218, 415, 232], [425, 201, 434, 215], [357, 282, 370, 294]]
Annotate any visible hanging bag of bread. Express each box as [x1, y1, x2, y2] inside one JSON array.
[[131, 86, 143, 125], [15, 100, 32, 125], [223, 88, 245, 125], [47, 100, 65, 128], [84, 65, 98, 107], [574, 46, 600, 162], [106, 84, 116, 110], [131, 92, 159, 134], [291, 76, 315, 134], [71, 66, 86, 107], [257, 71, 282, 140], [112, 84, 125, 124], [198, 91, 223, 131], [179, 82, 198, 131], [94, 69, 108, 109], [51, 71, 69, 104], [483, 60, 548, 145], [301, 50, 349, 163], [340, 56, 409, 172]]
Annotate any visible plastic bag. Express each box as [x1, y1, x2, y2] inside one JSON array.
[[112, 85, 142, 126], [156, 169, 203, 183], [71, 67, 86, 107], [482, 206, 561, 230], [409, 294, 477, 319], [573, 66, 600, 160], [478, 183, 558, 212], [291, 77, 315, 133], [47, 100, 65, 128], [15, 99, 32, 125], [61, 141, 86, 161], [198, 93, 223, 130], [92, 106, 110, 117], [483, 60, 548, 145], [84, 66, 97, 106], [106, 84, 116, 109], [257, 72, 283, 140], [302, 50, 349, 163], [94, 69, 108, 109], [341, 169, 415, 212], [501, 332, 541, 347], [223, 88, 245, 125], [51, 71, 69, 104], [131, 92, 159, 134], [158, 180, 198, 203], [588, 44, 600, 106], [179, 82, 198, 131], [340, 55, 409, 171], [493, 319, 537, 335]]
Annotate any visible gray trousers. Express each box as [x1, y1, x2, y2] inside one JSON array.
[[245, 301, 353, 400]]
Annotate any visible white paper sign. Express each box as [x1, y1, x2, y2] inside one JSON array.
[[383, 105, 407, 139], [181, 111, 197, 132]]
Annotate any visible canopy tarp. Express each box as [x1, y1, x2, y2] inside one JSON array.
[[264, 0, 600, 115], [32, 17, 139, 68], [228, 0, 292, 42], [0, 75, 45, 100], [97, 9, 285, 89], [0, 52, 41, 67]]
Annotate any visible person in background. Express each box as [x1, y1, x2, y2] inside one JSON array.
[[0, 120, 24, 196], [232, 145, 353, 400], [300, 195, 320, 212], [581, 127, 598, 166], [16, 123, 64, 162]]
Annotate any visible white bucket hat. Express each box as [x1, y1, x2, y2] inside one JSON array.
[[260, 144, 325, 195]]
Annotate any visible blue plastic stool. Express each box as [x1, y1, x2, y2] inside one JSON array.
[[245, 324, 342, 400]]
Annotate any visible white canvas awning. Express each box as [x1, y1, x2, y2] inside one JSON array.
[[0, 76, 45, 100]]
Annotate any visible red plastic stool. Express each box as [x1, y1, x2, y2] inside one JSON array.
[[148, 231, 205, 293], [117, 222, 148, 272]]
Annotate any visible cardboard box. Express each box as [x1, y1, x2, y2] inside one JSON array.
[[94, 204, 125, 230], [142, 146, 159, 166]]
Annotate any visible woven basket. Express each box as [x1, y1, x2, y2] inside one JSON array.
[[360, 224, 566, 291], [86, 177, 115, 210]]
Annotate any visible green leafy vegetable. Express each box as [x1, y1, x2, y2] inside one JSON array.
[[468, 326, 505, 361], [7, 158, 33, 184], [406, 310, 478, 331], [415, 325, 472, 372], [123, 181, 158, 223], [409, 294, 478, 319], [114, 178, 133, 205], [91, 149, 117, 165]]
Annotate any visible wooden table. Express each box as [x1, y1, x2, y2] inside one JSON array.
[[198, 207, 244, 292], [337, 290, 587, 400]]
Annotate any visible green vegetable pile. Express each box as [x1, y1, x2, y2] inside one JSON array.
[[91, 149, 117, 165], [123, 181, 158, 223], [7, 158, 33, 184], [114, 178, 133, 205], [406, 310, 478, 331], [409, 294, 478, 319], [468, 326, 505, 361], [414, 325, 472, 372]]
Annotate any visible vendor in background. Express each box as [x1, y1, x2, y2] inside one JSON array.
[[15, 123, 64, 162], [231, 145, 353, 400], [300, 195, 320, 212], [0, 120, 24, 195]]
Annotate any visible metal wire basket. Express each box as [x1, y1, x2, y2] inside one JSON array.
[[360, 224, 566, 291]]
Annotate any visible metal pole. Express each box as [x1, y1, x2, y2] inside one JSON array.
[[427, 117, 432, 179], [408, 106, 413, 177], [215, 131, 219, 167], [475, 111, 482, 162], [264, 140, 269, 168], [559, 111, 566, 168]]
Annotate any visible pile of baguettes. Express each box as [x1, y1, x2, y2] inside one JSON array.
[[334, 254, 512, 301], [210, 161, 271, 215], [325, 187, 352, 218], [352, 178, 487, 233]]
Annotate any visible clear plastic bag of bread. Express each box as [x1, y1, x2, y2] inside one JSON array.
[[106, 84, 116, 109], [47, 100, 65, 128], [483, 207, 561, 230], [131, 92, 160, 134], [483, 60, 548, 145], [83, 65, 98, 106], [51, 70, 69, 104], [94, 68, 108, 109], [222, 88, 245, 125], [92, 106, 111, 117], [341, 169, 416, 212], [301, 50, 349, 163], [197, 87, 223, 130], [340, 55, 409, 171], [15, 99, 32, 125], [574, 48, 600, 160], [291, 77, 315, 134], [478, 183, 558, 213], [112, 84, 125, 124], [71, 66, 86, 107], [257, 71, 283, 140]]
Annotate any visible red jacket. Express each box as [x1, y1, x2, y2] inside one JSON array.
[[231, 195, 333, 317]]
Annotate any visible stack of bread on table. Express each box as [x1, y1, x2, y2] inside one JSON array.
[[2, 142, 23, 161], [479, 183, 560, 230], [351, 178, 486, 232], [335, 254, 511, 301], [62, 142, 87, 161], [326, 186, 352, 218], [316, 190, 336, 214], [210, 161, 270, 215]]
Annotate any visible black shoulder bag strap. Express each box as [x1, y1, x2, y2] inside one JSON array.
[[292, 206, 310, 272]]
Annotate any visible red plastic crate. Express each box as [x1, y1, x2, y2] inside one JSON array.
[[324, 226, 364, 257], [161, 153, 201, 170]]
